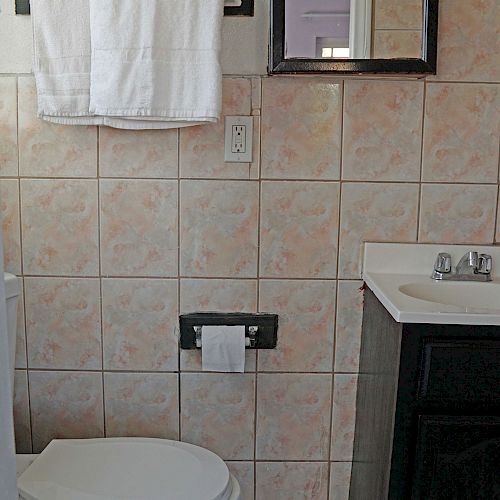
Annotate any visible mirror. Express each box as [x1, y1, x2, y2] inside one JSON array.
[[270, 0, 438, 74]]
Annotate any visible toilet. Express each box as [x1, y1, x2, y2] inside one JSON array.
[[4, 273, 241, 500]]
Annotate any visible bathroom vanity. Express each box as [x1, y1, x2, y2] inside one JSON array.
[[350, 244, 500, 500]]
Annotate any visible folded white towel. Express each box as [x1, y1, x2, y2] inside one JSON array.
[[31, 0, 224, 129]]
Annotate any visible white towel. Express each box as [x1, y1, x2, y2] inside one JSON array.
[[31, 0, 224, 129]]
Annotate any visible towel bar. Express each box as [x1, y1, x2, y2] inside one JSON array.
[[15, 0, 254, 16]]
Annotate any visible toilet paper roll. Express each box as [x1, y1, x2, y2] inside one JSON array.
[[201, 325, 246, 373]]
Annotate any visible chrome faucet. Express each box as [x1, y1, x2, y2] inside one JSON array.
[[431, 251, 492, 281]]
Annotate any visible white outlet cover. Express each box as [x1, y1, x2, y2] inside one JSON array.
[[224, 116, 253, 163]]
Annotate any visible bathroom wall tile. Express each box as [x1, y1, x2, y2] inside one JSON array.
[[227, 462, 254, 500], [14, 370, 32, 454], [21, 179, 99, 276], [99, 128, 178, 178], [256, 462, 329, 500], [431, 0, 500, 82], [15, 279, 27, 369], [0, 179, 21, 274], [342, 80, 423, 182], [335, 281, 364, 373], [18, 77, 97, 177], [261, 78, 342, 180], [102, 279, 178, 371], [422, 84, 499, 183], [329, 462, 352, 500], [372, 30, 422, 59], [258, 280, 336, 372], [180, 78, 256, 179], [104, 372, 179, 440], [24, 278, 101, 370], [419, 184, 498, 244], [331, 374, 358, 461], [0, 77, 18, 177], [29, 371, 104, 453], [251, 77, 262, 115], [374, 0, 423, 30], [256, 374, 332, 460], [338, 183, 419, 279], [179, 279, 257, 371], [100, 179, 178, 276], [180, 180, 259, 278], [260, 181, 340, 278], [180, 373, 255, 460]]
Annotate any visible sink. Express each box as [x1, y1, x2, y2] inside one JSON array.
[[362, 243, 500, 325], [399, 281, 500, 311]]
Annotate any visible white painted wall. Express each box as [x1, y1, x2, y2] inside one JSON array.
[[0, 0, 269, 75]]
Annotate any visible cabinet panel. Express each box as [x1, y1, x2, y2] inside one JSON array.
[[411, 415, 500, 500], [418, 339, 500, 403]]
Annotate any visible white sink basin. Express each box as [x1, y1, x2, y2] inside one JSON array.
[[362, 243, 500, 325], [399, 281, 500, 311]]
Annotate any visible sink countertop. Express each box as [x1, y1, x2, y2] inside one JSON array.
[[362, 243, 500, 325]]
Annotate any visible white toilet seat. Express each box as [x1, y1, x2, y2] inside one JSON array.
[[18, 438, 239, 500]]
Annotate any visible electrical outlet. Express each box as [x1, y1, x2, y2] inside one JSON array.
[[224, 116, 253, 162]]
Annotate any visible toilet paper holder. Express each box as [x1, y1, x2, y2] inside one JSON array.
[[179, 313, 278, 350]]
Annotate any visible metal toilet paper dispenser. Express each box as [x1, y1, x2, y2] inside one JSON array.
[[179, 313, 278, 350]]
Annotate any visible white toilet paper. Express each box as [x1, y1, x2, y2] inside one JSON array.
[[201, 325, 246, 373]]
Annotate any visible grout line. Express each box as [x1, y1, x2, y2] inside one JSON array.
[[416, 80, 427, 241], [177, 127, 182, 440]]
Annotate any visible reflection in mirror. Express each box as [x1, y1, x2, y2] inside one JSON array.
[[284, 0, 424, 60]]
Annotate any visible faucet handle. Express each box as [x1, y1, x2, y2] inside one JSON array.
[[478, 254, 492, 275], [434, 252, 452, 273]]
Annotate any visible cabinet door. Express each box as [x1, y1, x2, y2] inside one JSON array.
[[411, 415, 500, 500]]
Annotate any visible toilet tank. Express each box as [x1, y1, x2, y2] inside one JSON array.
[[4, 272, 20, 392]]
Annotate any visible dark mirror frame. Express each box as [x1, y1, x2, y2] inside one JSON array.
[[270, 0, 439, 75]]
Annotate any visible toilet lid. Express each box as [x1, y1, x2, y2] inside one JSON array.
[[18, 438, 233, 500]]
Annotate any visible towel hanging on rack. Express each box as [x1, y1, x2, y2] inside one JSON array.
[[31, 0, 224, 129]]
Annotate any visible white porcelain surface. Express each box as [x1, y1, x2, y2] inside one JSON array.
[[18, 438, 239, 500], [363, 243, 500, 325]]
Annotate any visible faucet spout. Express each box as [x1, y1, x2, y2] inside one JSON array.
[[456, 251, 479, 275]]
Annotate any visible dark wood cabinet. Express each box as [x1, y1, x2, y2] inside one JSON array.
[[350, 289, 500, 500]]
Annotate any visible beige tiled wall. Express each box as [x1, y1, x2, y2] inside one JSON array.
[[1, 1, 499, 499]]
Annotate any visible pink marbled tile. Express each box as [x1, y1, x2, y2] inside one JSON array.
[[227, 462, 254, 500], [338, 183, 419, 279], [256, 373, 332, 460], [261, 78, 342, 180], [0, 179, 21, 274], [256, 462, 329, 500], [15, 279, 27, 369], [100, 179, 178, 276], [21, 179, 99, 276], [104, 372, 179, 439], [335, 281, 364, 373], [180, 180, 259, 278], [180, 373, 255, 460], [431, 0, 500, 82], [102, 278, 178, 371], [258, 280, 335, 372], [422, 84, 499, 183], [331, 374, 358, 461], [18, 77, 97, 177], [419, 184, 497, 244], [14, 370, 32, 454], [372, 30, 422, 59], [260, 181, 340, 278], [329, 462, 352, 500], [179, 279, 257, 371], [0, 77, 18, 177], [180, 78, 257, 179], [24, 278, 101, 370], [29, 371, 104, 453], [374, 0, 423, 29], [99, 127, 178, 178], [342, 80, 423, 182]]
